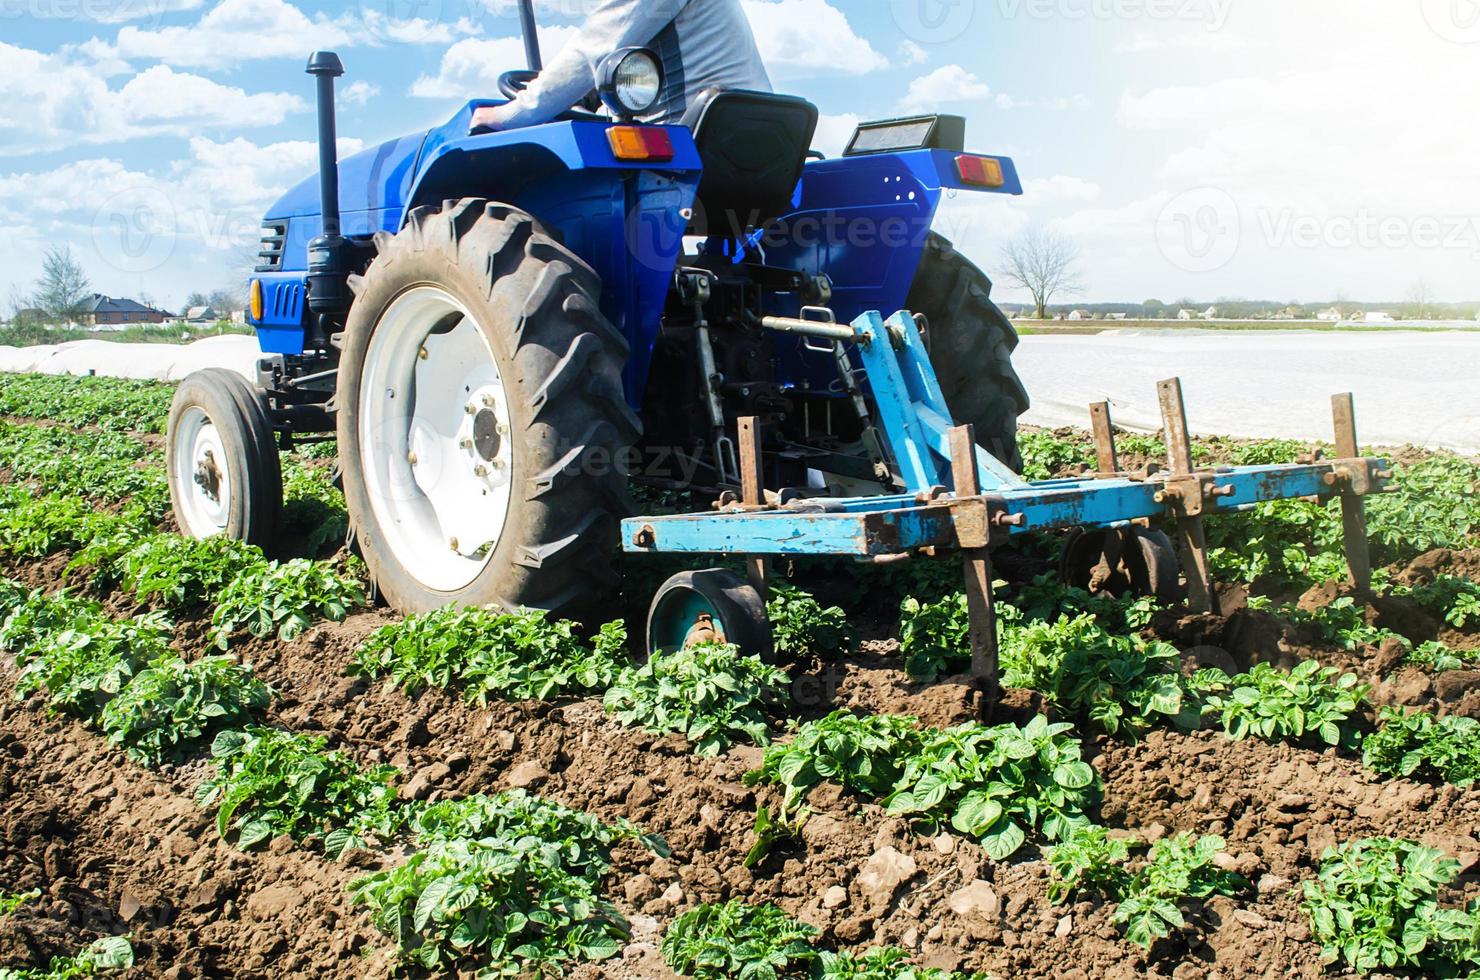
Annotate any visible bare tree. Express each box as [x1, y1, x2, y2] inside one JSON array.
[[207, 286, 246, 316], [1406, 279, 1435, 321], [999, 228, 1083, 319], [34, 246, 92, 322]]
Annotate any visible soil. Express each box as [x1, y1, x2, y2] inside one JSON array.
[[2, 429, 1478, 978]]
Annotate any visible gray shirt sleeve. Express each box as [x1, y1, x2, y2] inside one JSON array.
[[491, 0, 691, 129]]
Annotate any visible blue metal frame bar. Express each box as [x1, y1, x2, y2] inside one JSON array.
[[622, 463, 1388, 557]]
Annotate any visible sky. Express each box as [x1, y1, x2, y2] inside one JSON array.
[[2, 0, 1479, 312]]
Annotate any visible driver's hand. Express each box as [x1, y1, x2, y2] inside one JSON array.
[[470, 106, 503, 135]]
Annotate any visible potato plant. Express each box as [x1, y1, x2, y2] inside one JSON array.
[[1047, 827, 1243, 949], [766, 584, 854, 658], [99, 655, 271, 766], [0, 937, 134, 980], [1303, 838, 1480, 975], [406, 790, 667, 875], [1197, 660, 1367, 748], [195, 727, 402, 858], [604, 642, 789, 756], [661, 900, 819, 980], [352, 607, 625, 703], [14, 611, 173, 719], [349, 836, 628, 976], [0, 372, 173, 433], [210, 558, 365, 647], [0, 488, 152, 561], [1363, 707, 1480, 787]]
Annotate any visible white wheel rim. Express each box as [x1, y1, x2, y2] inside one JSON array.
[[172, 405, 232, 538], [359, 285, 513, 593]]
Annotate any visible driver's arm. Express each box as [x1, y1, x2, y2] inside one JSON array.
[[481, 0, 689, 131]]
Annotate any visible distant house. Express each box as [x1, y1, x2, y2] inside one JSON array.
[[1067, 309, 1092, 321], [1177, 309, 1196, 321], [1201, 306, 1219, 320], [185, 306, 218, 323], [1316, 307, 1343, 322], [1106, 312, 1128, 321], [1365, 311, 1395, 324], [79, 294, 169, 327]]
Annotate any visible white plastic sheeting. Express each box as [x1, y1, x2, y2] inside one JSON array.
[[0, 336, 259, 382], [1, 330, 1476, 454], [1015, 330, 1480, 455]]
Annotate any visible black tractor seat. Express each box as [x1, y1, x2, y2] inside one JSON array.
[[682, 89, 819, 239]]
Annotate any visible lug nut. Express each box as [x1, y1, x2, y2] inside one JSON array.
[[407, 451, 418, 465], [418, 347, 429, 360], [474, 464, 489, 478], [465, 403, 477, 415], [460, 438, 474, 450], [482, 394, 496, 408], [449, 537, 459, 551]]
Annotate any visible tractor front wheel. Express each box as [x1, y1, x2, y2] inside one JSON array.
[[166, 368, 282, 547], [908, 232, 1030, 472], [335, 200, 639, 617]]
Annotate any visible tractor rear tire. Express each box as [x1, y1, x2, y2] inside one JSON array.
[[907, 232, 1029, 472], [166, 368, 282, 547], [335, 199, 639, 618]]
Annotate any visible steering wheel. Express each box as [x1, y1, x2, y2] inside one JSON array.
[[499, 70, 539, 100], [490, 70, 608, 122]]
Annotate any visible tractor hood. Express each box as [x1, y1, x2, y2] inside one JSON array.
[[265, 131, 428, 223]]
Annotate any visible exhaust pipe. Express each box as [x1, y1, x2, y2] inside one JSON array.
[[304, 50, 351, 337]]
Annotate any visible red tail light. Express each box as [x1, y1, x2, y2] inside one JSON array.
[[608, 126, 674, 163]]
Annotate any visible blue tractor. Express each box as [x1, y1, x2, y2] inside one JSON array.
[[167, 2, 1388, 684]]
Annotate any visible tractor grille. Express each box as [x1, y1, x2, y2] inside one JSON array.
[[255, 221, 287, 273]]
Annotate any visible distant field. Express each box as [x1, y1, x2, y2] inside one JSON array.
[[1014, 318, 1480, 335]]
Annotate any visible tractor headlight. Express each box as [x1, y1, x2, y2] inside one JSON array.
[[598, 48, 663, 118]]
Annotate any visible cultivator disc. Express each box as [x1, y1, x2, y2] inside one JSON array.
[[1060, 526, 1185, 605]]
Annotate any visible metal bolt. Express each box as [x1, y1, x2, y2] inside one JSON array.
[[496, 422, 509, 436], [449, 537, 459, 551], [482, 394, 496, 408], [465, 403, 477, 415], [491, 458, 505, 470], [474, 464, 489, 478], [418, 347, 429, 360], [1375, 469, 1394, 480], [1205, 484, 1235, 498], [460, 438, 474, 450], [407, 451, 418, 465], [633, 525, 657, 548], [992, 512, 1026, 528]]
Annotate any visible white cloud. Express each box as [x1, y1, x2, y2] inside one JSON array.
[[411, 28, 579, 99], [87, 0, 472, 68], [1025, 176, 1102, 205], [741, 0, 885, 78], [0, 42, 305, 155], [996, 93, 1089, 111], [1115, 31, 1246, 54], [813, 112, 861, 158], [897, 40, 929, 66], [15, 0, 205, 24], [341, 80, 381, 106], [898, 65, 989, 113]]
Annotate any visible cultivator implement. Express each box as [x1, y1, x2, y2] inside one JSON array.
[[624, 311, 1393, 701]]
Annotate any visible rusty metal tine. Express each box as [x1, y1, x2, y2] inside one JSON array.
[[1331, 394, 1373, 592], [1156, 378, 1195, 475], [1156, 378, 1215, 613], [948, 424, 999, 709], [737, 417, 768, 595], [1089, 401, 1120, 475]]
